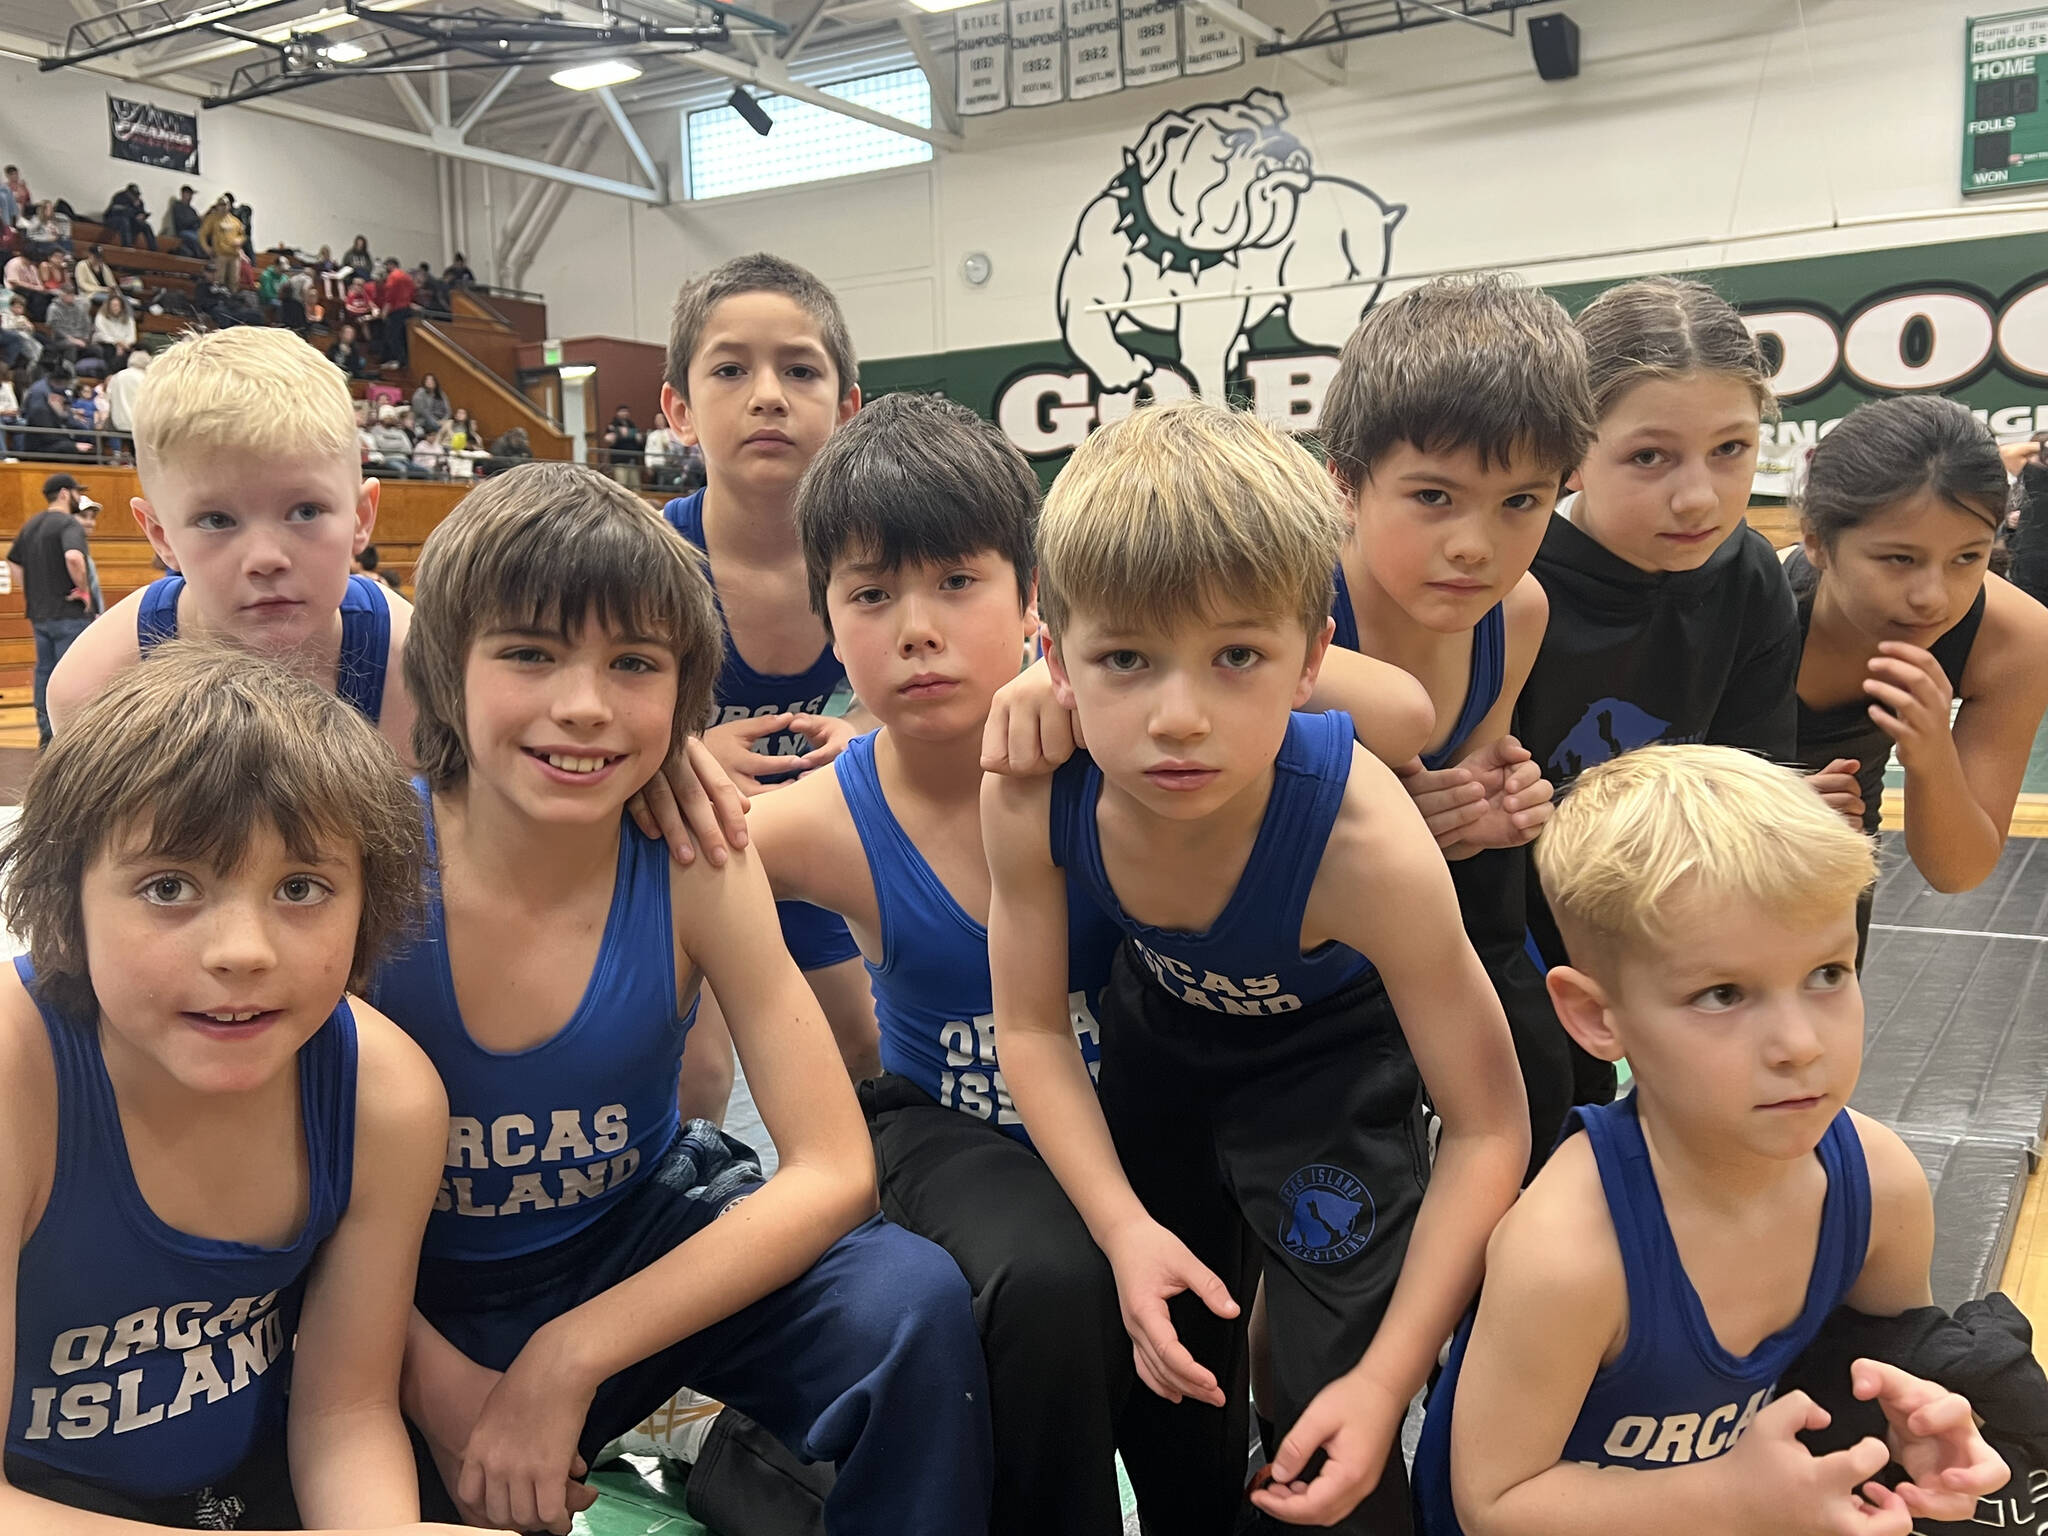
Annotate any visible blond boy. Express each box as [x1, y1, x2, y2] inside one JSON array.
[[1415, 745, 2007, 1536], [985, 401, 1529, 1534]]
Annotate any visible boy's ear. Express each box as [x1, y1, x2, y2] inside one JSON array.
[[1564, 466, 1586, 496], [1042, 630, 1077, 710], [659, 382, 698, 449], [132, 496, 180, 573], [835, 383, 862, 428], [1801, 530, 1828, 572], [1291, 615, 1336, 710], [1022, 572, 1042, 641], [1546, 964, 1625, 1062], [352, 476, 381, 555]]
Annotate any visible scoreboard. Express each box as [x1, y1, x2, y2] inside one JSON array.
[[1965, 9, 2048, 193]]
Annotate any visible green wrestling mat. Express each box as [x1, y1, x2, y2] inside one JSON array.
[[576, 1452, 1146, 1534]]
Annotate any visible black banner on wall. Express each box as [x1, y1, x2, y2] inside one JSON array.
[[107, 96, 200, 173]]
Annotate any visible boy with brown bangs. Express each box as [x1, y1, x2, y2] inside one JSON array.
[[659, 254, 880, 1120], [985, 401, 1529, 1535], [1414, 745, 2008, 1536], [1317, 272, 1597, 1172], [372, 463, 990, 1536], [0, 641, 481, 1536]]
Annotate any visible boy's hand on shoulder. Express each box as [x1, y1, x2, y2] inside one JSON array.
[[788, 711, 860, 772], [1101, 1215, 1238, 1407], [1249, 1364, 1408, 1526], [1809, 759, 1866, 829], [983, 656, 1081, 775], [1721, 1390, 1913, 1536], [629, 733, 753, 868], [456, 1327, 602, 1535], [1851, 1358, 2009, 1521], [705, 713, 802, 796]]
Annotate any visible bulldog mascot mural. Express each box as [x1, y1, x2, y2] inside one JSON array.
[[1057, 88, 1405, 402]]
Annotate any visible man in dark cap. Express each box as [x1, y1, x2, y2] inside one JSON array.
[[6, 473, 100, 744]]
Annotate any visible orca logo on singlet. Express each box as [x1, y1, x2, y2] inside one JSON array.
[[709, 698, 834, 762], [1278, 1164, 1375, 1265], [1546, 699, 1673, 782]]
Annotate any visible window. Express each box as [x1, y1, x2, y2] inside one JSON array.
[[686, 68, 933, 200]]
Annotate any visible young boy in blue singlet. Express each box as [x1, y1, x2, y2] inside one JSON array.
[[659, 254, 880, 1116], [739, 391, 1130, 1536], [375, 463, 990, 1536], [45, 329, 417, 761], [1415, 745, 2008, 1536], [1317, 273, 1597, 1171], [0, 642, 483, 1535], [985, 401, 1530, 1535]]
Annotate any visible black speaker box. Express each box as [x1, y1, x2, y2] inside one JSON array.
[[1530, 13, 1580, 81]]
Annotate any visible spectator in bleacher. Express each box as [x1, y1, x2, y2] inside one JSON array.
[[446, 404, 474, 450], [203, 204, 244, 289], [342, 235, 375, 279], [0, 295, 40, 373], [69, 379, 106, 436], [73, 246, 115, 301], [101, 184, 153, 249], [643, 409, 699, 490], [478, 425, 531, 477], [412, 260, 449, 317], [4, 168, 31, 220], [0, 375, 18, 451], [43, 285, 91, 368], [443, 252, 474, 287], [280, 263, 316, 333], [8, 472, 99, 743], [342, 275, 378, 340], [378, 258, 414, 369], [5, 254, 51, 324], [257, 253, 288, 318], [367, 404, 417, 477], [167, 184, 203, 257], [600, 403, 644, 472], [35, 250, 68, 296], [227, 191, 253, 253], [411, 371, 449, 434], [352, 543, 398, 589], [23, 202, 70, 260], [411, 418, 453, 478], [0, 172, 16, 234], [21, 375, 91, 462], [92, 294, 135, 367], [327, 321, 375, 380], [103, 347, 146, 444]]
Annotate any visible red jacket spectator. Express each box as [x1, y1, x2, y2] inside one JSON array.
[[381, 265, 416, 311]]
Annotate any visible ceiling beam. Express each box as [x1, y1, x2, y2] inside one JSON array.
[[777, 0, 833, 58], [488, 0, 960, 148], [594, 84, 668, 199], [896, 15, 959, 137], [388, 73, 435, 130], [457, 61, 524, 131]]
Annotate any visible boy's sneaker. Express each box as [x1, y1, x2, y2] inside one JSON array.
[[593, 1388, 725, 1469]]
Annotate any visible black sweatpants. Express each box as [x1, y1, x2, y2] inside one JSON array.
[[862, 1073, 1133, 1536], [1097, 948, 1428, 1536]]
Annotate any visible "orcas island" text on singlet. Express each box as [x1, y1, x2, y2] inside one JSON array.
[[7, 957, 357, 1499], [1049, 710, 1374, 1016], [366, 785, 695, 1263], [1413, 1094, 1870, 1535], [837, 731, 1119, 1142]]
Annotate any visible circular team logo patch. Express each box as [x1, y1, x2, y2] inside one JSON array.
[[1278, 1164, 1376, 1265]]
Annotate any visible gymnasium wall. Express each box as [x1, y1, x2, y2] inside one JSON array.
[[0, 56, 443, 271]]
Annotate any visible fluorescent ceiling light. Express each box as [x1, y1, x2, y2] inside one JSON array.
[[322, 40, 367, 60], [550, 59, 642, 90], [558, 362, 596, 380], [904, 0, 982, 12]]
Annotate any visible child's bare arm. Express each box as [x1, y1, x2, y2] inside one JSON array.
[[1841, 1112, 1936, 1317], [744, 766, 878, 935], [983, 773, 1239, 1406], [1318, 751, 1530, 1397], [452, 846, 874, 1532], [376, 589, 420, 769], [45, 592, 144, 739], [1256, 753, 1528, 1522], [288, 1008, 447, 1527], [1303, 645, 1436, 767]]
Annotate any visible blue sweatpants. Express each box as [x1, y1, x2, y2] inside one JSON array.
[[414, 1125, 992, 1535]]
